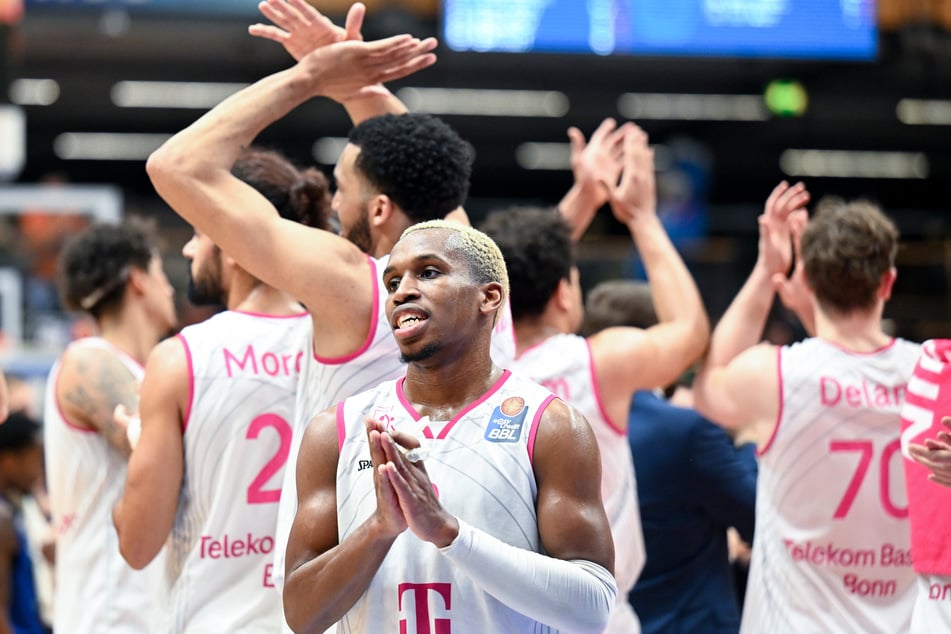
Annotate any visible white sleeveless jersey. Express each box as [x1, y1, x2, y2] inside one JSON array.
[[335, 369, 560, 633], [156, 309, 310, 634], [43, 337, 162, 634], [272, 254, 517, 592], [513, 333, 644, 634], [742, 337, 920, 634]]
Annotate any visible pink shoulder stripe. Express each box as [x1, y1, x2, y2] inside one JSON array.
[[758, 345, 784, 457], [585, 339, 625, 435], [178, 334, 195, 433], [314, 255, 382, 365], [336, 402, 347, 453], [527, 394, 557, 463]]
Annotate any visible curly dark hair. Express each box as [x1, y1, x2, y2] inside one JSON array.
[[348, 113, 473, 223], [802, 197, 899, 315], [479, 206, 574, 320], [57, 218, 159, 318], [232, 147, 332, 231]]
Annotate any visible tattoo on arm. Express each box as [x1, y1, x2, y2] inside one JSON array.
[[64, 351, 138, 457]]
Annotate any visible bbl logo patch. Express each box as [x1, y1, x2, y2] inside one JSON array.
[[484, 396, 528, 443]]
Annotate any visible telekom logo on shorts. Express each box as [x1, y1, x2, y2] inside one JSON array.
[[398, 582, 451, 634]]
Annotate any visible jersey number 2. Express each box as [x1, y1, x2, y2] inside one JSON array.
[[246, 414, 292, 504]]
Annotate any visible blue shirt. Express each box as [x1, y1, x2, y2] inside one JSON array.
[[627, 390, 757, 634]]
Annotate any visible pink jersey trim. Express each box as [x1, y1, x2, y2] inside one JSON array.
[[585, 339, 625, 435], [313, 255, 381, 365], [757, 345, 784, 457], [177, 333, 195, 434], [336, 402, 347, 453], [822, 337, 897, 356], [527, 394, 557, 463], [514, 338, 548, 361], [394, 370, 514, 440], [232, 309, 309, 319]]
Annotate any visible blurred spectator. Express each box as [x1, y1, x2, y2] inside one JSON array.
[[0, 410, 47, 634]]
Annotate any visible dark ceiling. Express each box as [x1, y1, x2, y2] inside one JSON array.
[[6, 7, 951, 234]]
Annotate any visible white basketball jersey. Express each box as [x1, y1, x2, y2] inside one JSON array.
[[156, 310, 309, 633], [336, 370, 559, 633], [742, 337, 920, 634], [513, 333, 644, 634], [43, 337, 162, 634], [272, 254, 517, 592]]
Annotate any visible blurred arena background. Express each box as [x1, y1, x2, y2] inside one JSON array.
[[1, 0, 950, 393]]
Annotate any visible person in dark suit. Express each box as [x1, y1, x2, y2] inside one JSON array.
[[583, 279, 757, 634]]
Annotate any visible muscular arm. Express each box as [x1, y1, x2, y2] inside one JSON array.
[[55, 346, 138, 457], [283, 410, 402, 633], [591, 125, 709, 424], [113, 337, 187, 569], [436, 399, 616, 633], [147, 37, 434, 358], [693, 182, 808, 439]]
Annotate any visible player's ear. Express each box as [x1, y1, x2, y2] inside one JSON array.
[[480, 281, 504, 316], [369, 194, 394, 228], [126, 267, 148, 296]]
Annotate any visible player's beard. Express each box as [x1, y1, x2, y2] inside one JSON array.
[[186, 258, 225, 307], [343, 207, 373, 255], [400, 342, 442, 364]]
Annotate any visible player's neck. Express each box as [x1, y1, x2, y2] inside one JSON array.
[[514, 316, 565, 357], [229, 281, 303, 316], [98, 309, 165, 365], [402, 357, 503, 421], [815, 305, 892, 352]]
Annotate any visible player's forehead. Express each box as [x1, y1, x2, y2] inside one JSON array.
[[334, 144, 360, 180], [389, 229, 457, 267]]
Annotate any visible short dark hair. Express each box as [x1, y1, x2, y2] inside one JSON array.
[[348, 113, 473, 223], [58, 218, 159, 318], [232, 147, 332, 231], [582, 280, 657, 336], [479, 206, 574, 320], [0, 411, 41, 454]]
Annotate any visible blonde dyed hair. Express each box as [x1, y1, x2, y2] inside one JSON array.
[[401, 220, 510, 306]]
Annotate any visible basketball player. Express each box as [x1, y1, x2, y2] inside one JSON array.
[[284, 221, 617, 633], [43, 220, 177, 633], [692, 185, 918, 632], [113, 148, 330, 632], [480, 124, 709, 633]]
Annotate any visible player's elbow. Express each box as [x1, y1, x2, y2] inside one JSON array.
[[146, 141, 209, 195], [114, 517, 160, 570]]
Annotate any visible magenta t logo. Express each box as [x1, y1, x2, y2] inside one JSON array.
[[398, 582, 451, 634]]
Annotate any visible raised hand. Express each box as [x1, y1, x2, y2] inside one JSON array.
[[568, 118, 631, 208], [603, 125, 656, 226], [250, 0, 365, 61], [757, 181, 810, 278], [772, 208, 816, 334], [302, 35, 437, 103]]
